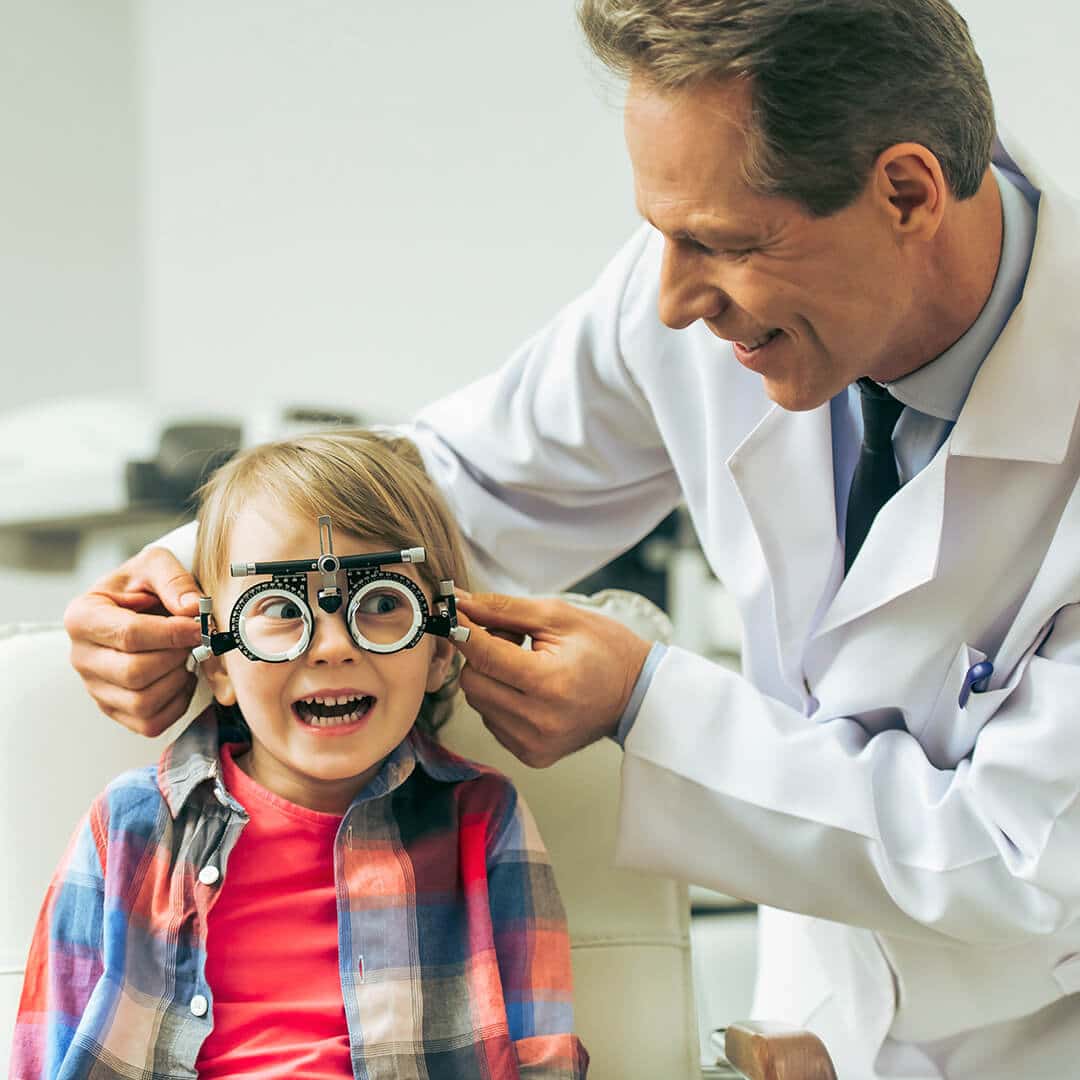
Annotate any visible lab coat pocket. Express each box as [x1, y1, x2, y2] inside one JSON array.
[[920, 643, 1012, 769], [1052, 953, 1080, 995]]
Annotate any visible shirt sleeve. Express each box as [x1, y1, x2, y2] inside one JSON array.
[[486, 784, 589, 1079], [9, 802, 107, 1080], [611, 640, 667, 747]]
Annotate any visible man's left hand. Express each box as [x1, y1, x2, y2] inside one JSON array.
[[453, 591, 653, 768]]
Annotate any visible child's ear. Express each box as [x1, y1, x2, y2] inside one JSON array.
[[201, 654, 238, 707], [425, 637, 455, 694]]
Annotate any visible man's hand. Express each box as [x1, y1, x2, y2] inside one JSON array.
[[63, 547, 205, 737], [453, 592, 652, 768]]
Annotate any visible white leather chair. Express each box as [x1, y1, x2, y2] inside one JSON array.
[[1, 615, 830, 1078], [0, 600, 706, 1078], [0, 623, 182, 1061]]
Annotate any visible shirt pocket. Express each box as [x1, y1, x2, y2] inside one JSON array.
[[917, 643, 1010, 769], [917, 613, 1060, 770], [1052, 952, 1080, 995]]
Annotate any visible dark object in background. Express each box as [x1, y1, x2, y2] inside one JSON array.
[[126, 423, 242, 512], [125, 407, 364, 513], [570, 509, 680, 611]]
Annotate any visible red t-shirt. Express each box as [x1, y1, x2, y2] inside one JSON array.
[[196, 744, 352, 1078]]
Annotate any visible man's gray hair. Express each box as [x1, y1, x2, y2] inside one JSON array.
[[579, 0, 995, 216]]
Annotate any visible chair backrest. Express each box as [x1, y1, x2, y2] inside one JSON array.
[[0, 624, 190, 1059], [0, 608, 701, 1078], [442, 706, 700, 1079], [442, 588, 701, 1077]]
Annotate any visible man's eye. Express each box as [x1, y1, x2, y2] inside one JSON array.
[[712, 245, 755, 261], [685, 237, 715, 255], [688, 237, 755, 261]]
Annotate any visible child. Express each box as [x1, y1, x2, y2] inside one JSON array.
[[12, 429, 588, 1079]]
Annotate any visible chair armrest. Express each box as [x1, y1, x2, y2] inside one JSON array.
[[722, 1021, 837, 1080]]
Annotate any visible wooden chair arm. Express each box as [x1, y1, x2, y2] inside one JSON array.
[[722, 1021, 837, 1080]]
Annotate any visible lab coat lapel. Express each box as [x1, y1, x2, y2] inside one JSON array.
[[817, 149, 1080, 641], [814, 447, 948, 638], [949, 156, 1080, 466], [727, 401, 840, 692], [957, 162, 1080, 664]]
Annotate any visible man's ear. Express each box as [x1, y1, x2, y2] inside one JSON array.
[[872, 142, 947, 235], [425, 637, 455, 694], [201, 654, 238, 707]]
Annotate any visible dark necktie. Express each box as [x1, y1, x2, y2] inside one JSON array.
[[844, 377, 905, 574]]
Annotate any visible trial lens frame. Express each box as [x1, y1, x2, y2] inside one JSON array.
[[192, 515, 470, 663]]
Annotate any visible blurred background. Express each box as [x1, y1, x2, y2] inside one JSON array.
[[3, 0, 1077, 621], [2, 0, 1077, 1065]]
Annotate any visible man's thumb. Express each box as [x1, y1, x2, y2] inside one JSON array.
[[138, 548, 203, 615]]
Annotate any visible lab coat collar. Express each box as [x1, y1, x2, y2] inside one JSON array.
[[950, 134, 1080, 465], [728, 133, 1080, 658], [727, 401, 842, 694]]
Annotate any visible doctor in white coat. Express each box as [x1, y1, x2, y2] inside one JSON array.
[[64, 1, 1080, 1076]]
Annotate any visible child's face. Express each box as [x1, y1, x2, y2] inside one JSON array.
[[202, 496, 454, 812]]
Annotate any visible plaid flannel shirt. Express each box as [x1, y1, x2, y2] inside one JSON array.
[[11, 708, 588, 1079]]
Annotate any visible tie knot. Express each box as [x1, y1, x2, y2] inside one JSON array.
[[856, 377, 905, 450]]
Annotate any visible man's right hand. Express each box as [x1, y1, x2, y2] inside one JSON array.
[[64, 547, 205, 737]]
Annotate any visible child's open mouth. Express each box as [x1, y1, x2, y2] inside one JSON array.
[[293, 693, 376, 729]]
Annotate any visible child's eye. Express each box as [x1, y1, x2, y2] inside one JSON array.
[[261, 597, 305, 621], [357, 590, 402, 616]]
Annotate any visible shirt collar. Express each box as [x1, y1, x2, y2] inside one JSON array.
[[884, 164, 1038, 422], [157, 705, 481, 819]]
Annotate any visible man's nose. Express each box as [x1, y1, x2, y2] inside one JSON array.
[[306, 612, 359, 664], [657, 239, 728, 330]]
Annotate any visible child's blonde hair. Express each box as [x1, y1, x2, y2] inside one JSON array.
[[192, 428, 472, 735]]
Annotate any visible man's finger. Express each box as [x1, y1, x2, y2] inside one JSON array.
[[95, 672, 199, 738], [459, 660, 530, 715], [86, 665, 196, 723], [454, 591, 563, 635], [479, 711, 535, 765], [70, 640, 193, 692], [119, 547, 203, 615], [65, 595, 203, 653], [454, 614, 543, 692]]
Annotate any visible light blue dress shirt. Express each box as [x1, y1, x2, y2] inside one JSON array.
[[615, 165, 1039, 747]]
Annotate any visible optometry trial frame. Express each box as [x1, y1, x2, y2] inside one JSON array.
[[191, 515, 470, 664]]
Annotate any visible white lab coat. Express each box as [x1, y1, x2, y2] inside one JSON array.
[[409, 138, 1080, 1078]]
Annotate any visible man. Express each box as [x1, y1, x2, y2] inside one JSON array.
[[64, 1, 1080, 1075]]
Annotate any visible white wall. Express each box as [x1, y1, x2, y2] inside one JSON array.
[[139, 1, 637, 422], [0, 0, 143, 622], [137, 1, 1080, 427], [956, 0, 1080, 194], [0, 0, 142, 412], [3, 0, 1078, 627]]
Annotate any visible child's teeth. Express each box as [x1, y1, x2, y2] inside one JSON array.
[[297, 696, 372, 726]]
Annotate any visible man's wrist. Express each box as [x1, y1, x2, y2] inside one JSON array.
[[611, 641, 667, 748]]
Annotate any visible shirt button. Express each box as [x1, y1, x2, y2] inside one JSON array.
[[198, 865, 221, 886], [189, 994, 209, 1017]]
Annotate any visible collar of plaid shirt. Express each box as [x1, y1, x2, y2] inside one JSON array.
[[156, 705, 482, 818], [12, 708, 588, 1080]]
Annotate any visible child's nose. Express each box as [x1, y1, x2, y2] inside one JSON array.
[[306, 612, 362, 664]]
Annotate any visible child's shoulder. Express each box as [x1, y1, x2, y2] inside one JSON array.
[[412, 728, 515, 792], [410, 729, 527, 829], [88, 761, 169, 827]]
